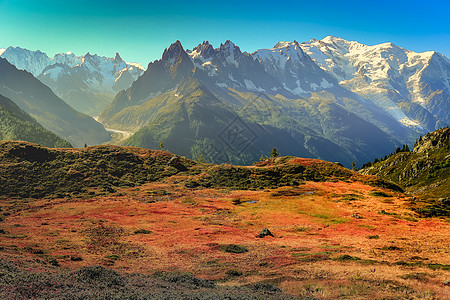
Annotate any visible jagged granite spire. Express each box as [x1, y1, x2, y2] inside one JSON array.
[[162, 40, 188, 65], [192, 41, 215, 58]]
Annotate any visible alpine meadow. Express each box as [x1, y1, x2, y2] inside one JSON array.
[[0, 0, 449, 298]]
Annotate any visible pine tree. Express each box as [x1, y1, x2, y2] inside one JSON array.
[[270, 147, 279, 158], [260, 154, 265, 162], [197, 154, 205, 163], [158, 141, 165, 150], [84, 143, 87, 148], [351, 160, 357, 171]]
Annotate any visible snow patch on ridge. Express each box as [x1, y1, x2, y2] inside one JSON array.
[[215, 82, 228, 88], [253, 41, 305, 70], [244, 79, 264, 92], [43, 66, 64, 80], [283, 82, 306, 95]]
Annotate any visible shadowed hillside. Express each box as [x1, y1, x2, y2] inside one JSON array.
[[0, 94, 72, 148]]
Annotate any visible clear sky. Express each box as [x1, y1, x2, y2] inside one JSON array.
[[0, 0, 449, 65]]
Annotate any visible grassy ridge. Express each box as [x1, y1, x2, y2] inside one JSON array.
[[0, 142, 196, 199], [0, 141, 402, 199]]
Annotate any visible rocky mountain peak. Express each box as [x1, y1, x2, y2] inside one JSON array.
[[221, 40, 236, 49], [162, 40, 188, 65], [191, 41, 215, 59], [219, 40, 241, 55], [272, 41, 304, 55], [273, 41, 290, 49], [114, 52, 123, 62]]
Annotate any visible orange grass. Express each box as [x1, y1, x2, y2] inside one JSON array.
[[0, 179, 448, 298]]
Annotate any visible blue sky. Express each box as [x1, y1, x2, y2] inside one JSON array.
[[0, 0, 449, 65]]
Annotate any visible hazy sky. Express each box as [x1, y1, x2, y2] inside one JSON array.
[[1, 0, 449, 65]]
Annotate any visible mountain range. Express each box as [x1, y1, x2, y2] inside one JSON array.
[[0, 93, 71, 148], [98, 40, 430, 166], [1, 37, 449, 166], [1, 47, 144, 115], [300, 36, 450, 132], [0, 58, 110, 147]]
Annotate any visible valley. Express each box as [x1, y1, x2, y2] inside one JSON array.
[[93, 116, 135, 145]]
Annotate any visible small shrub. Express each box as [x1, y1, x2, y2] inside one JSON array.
[[46, 257, 59, 266], [226, 269, 243, 277], [219, 244, 248, 254], [336, 254, 361, 261], [369, 191, 392, 197], [399, 272, 430, 281], [368, 235, 380, 239], [134, 229, 152, 234], [184, 181, 200, 188], [250, 282, 282, 293], [427, 263, 450, 270], [104, 254, 120, 261], [378, 210, 397, 216], [381, 246, 401, 250], [295, 227, 312, 232], [75, 265, 125, 287]]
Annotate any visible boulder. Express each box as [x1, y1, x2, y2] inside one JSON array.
[[258, 228, 274, 238], [167, 155, 187, 171]]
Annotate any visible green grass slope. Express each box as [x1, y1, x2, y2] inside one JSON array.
[[0, 140, 400, 200], [360, 127, 450, 216], [121, 78, 353, 165], [0, 58, 110, 147], [0, 94, 72, 148]]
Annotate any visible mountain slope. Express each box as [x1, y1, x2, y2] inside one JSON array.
[[121, 77, 353, 165], [0, 93, 72, 147], [300, 36, 450, 132], [1, 47, 144, 115], [0, 58, 110, 147], [360, 127, 450, 216], [100, 40, 413, 166]]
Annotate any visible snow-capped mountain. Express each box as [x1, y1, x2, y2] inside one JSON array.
[[100, 40, 420, 167], [187, 40, 277, 94], [252, 41, 336, 95], [0, 57, 111, 147], [185, 40, 339, 98], [102, 39, 349, 118], [1, 47, 55, 76], [3, 38, 444, 166], [0, 46, 145, 115], [40, 52, 144, 93], [300, 36, 450, 131]]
